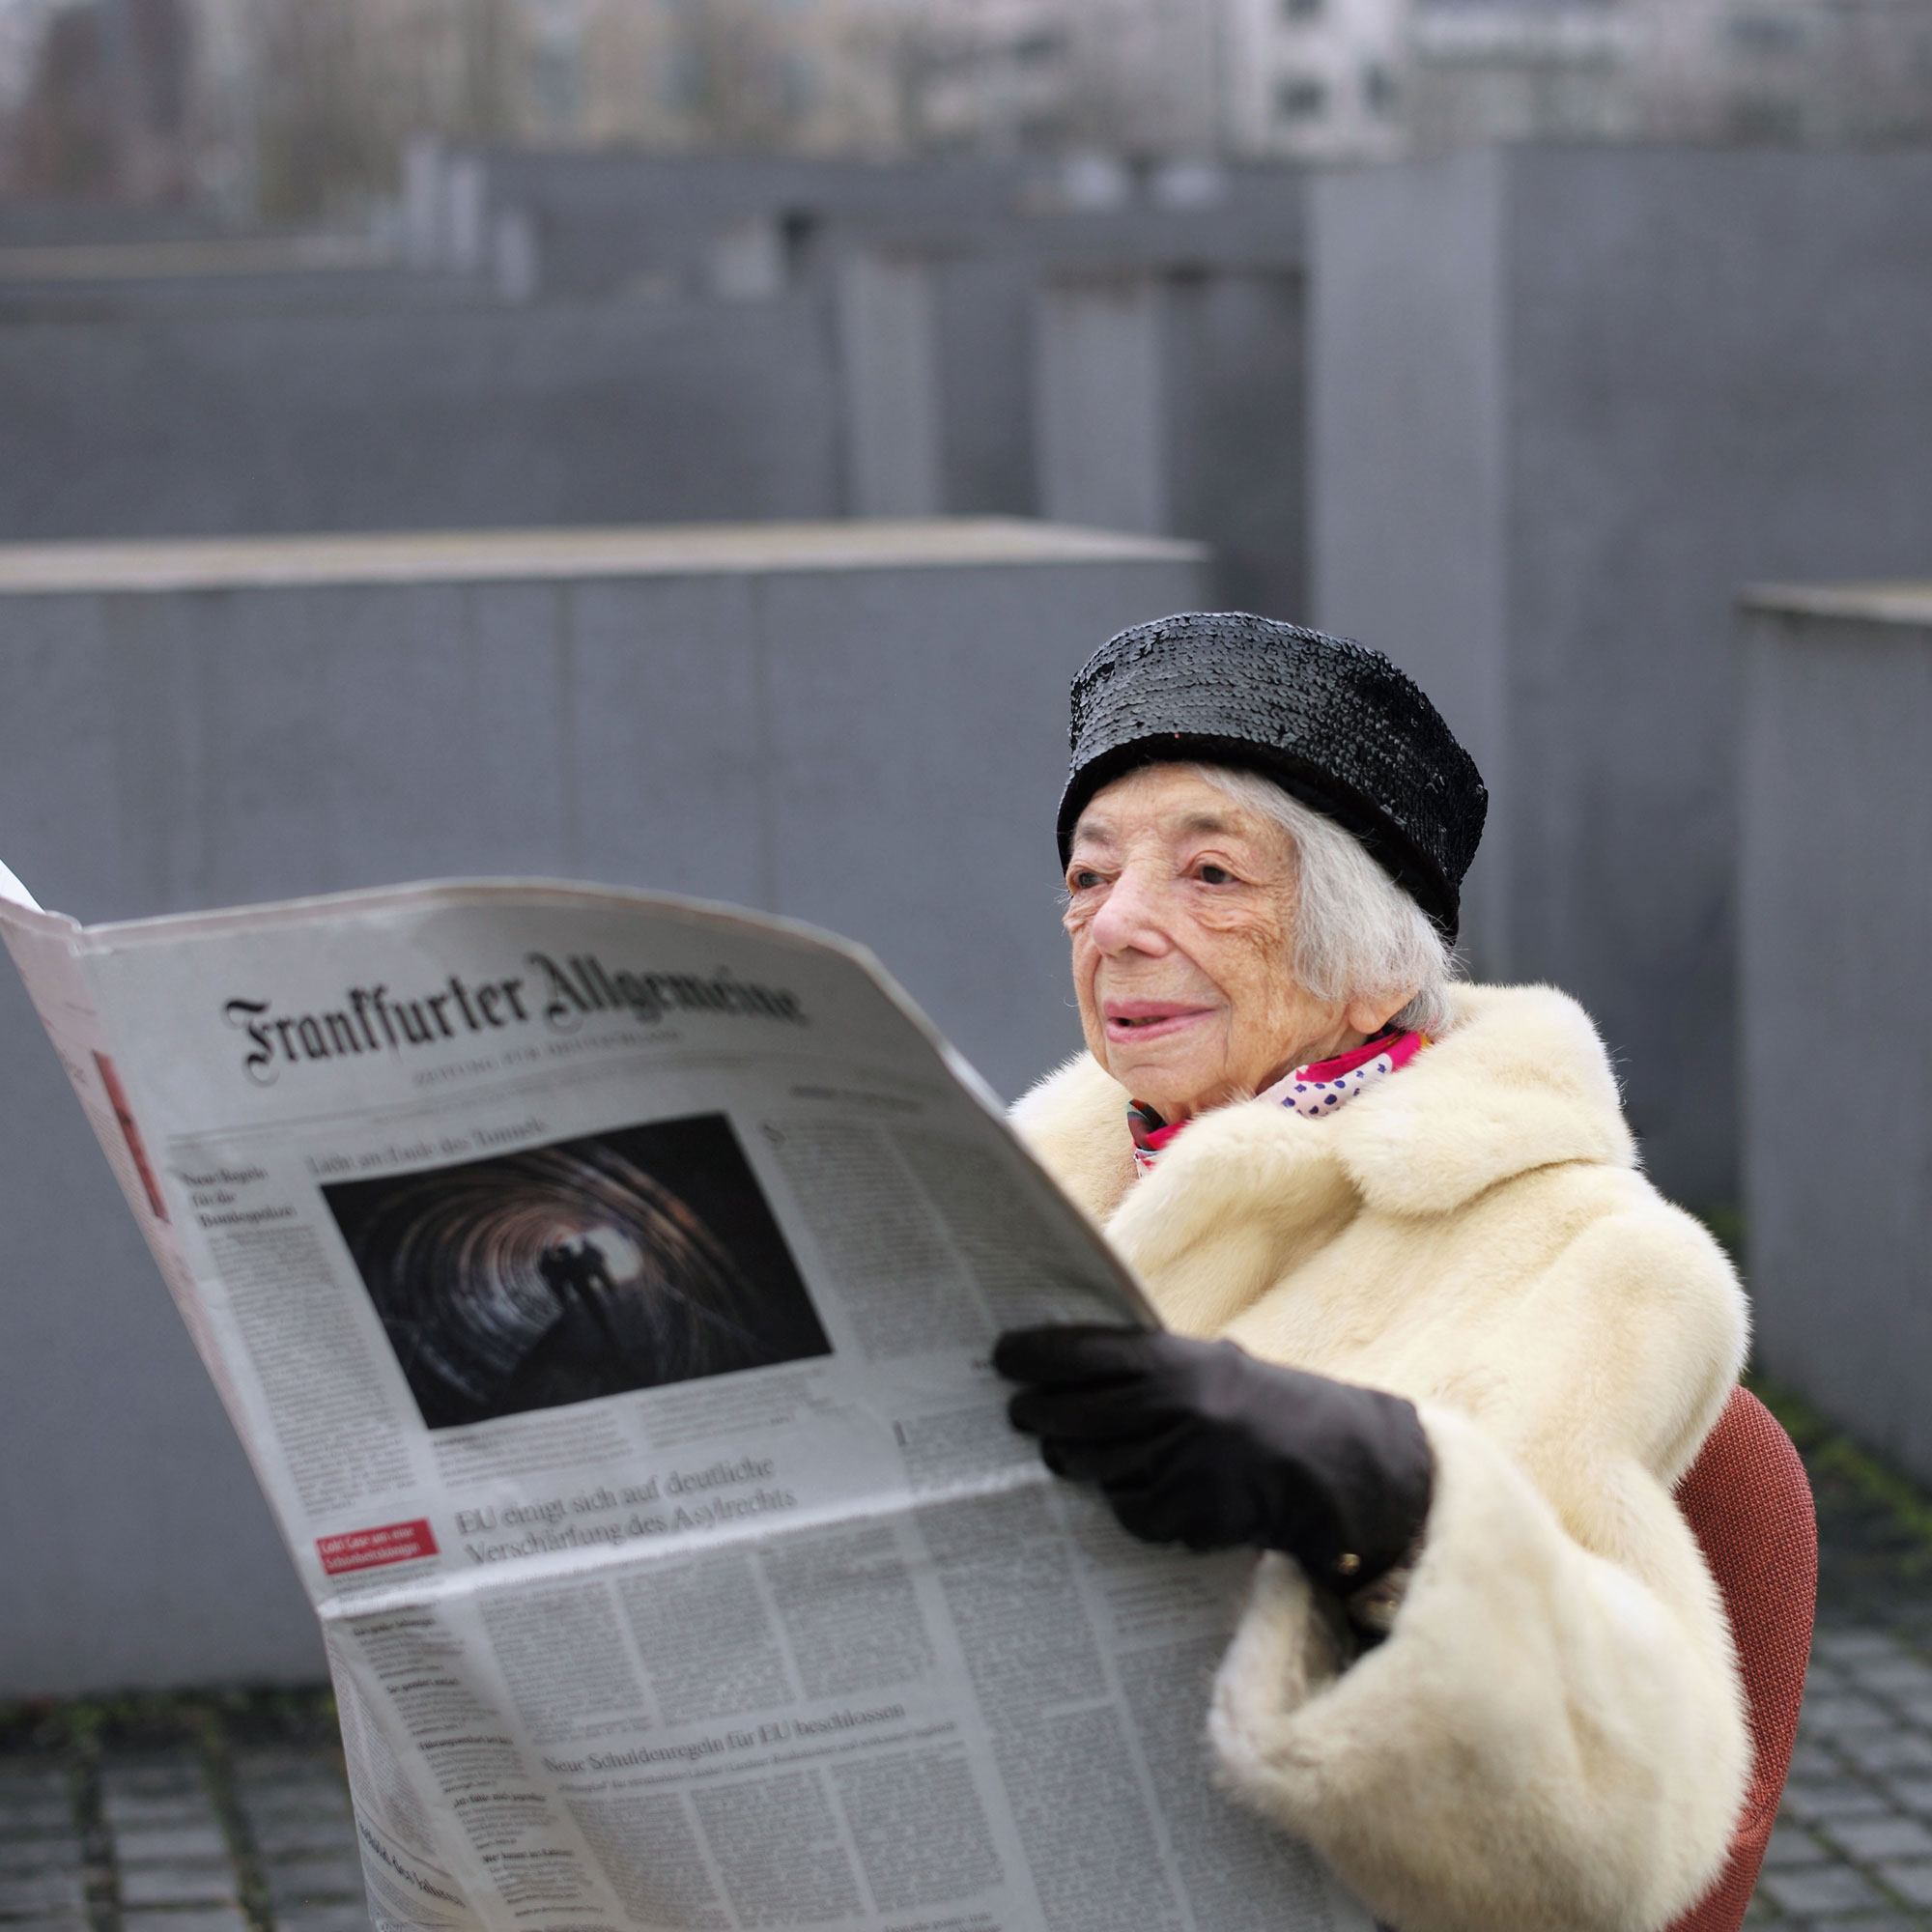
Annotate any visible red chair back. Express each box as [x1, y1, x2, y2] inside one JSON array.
[[1665, 1385, 1818, 1932]]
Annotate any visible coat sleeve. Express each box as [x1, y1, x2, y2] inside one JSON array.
[[1207, 1403, 1748, 1932]]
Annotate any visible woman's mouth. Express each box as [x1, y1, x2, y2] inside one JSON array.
[[1103, 1002, 1211, 1043]]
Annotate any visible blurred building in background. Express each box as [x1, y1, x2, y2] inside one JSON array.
[[6, 0, 1932, 219], [1234, 0, 1932, 161], [1, 0, 920, 215], [2, 0, 196, 202], [897, 0, 1225, 155]]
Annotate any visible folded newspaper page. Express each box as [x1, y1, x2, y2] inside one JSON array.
[[0, 866, 1370, 1932]]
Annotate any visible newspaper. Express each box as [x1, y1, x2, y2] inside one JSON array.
[[0, 866, 1371, 1932]]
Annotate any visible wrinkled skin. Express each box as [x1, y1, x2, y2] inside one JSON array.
[[1063, 765, 1403, 1122]]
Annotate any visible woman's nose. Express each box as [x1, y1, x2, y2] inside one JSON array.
[[1090, 864, 1173, 954]]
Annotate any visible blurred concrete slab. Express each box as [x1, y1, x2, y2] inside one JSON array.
[[1311, 146, 1932, 1208], [0, 516, 1207, 1694], [0, 300, 843, 544], [1740, 582, 1932, 1488], [0, 150, 1307, 627]]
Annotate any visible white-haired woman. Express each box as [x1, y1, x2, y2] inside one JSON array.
[[995, 613, 1749, 1932]]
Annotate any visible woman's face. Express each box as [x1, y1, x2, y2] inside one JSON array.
[[1064, 765, 1384, 1122]]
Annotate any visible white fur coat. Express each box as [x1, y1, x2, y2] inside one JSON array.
[[1010, 982, 1750, 1932]]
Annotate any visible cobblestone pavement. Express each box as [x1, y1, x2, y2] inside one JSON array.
[[7, 1634, 1932, 1932], [0, 1387, 1926, 1932], [1751, 1622, 1932, 1929], [0, 1726, 369, 1932], [1753, 1373, 1932, 1930]]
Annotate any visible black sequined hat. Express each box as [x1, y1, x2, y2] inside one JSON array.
[[1057, 612, 1488, 942]]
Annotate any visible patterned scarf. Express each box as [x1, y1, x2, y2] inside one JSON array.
[[1128, 1031, 1428, 1174]]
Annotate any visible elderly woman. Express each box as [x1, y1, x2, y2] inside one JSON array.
[[995, 613, 1747, 1932]]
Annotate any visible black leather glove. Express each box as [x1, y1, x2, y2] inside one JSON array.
[[993, 1324, 1432, 1589]]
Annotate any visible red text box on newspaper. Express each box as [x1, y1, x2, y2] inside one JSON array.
[[317, 1519, 440, 1576]]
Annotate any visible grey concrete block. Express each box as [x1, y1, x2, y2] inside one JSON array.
[[266, 1857, 366, 1905], [1816, 1631, 1909, 1662], [1882, 1778, 1932, 1817], [100, 1763, 203, 1798], [469, 149, 1030, 301], [0, 1772, 66, 1800], [1157, 268, 1305, 622], [1841, 1733, 1932, 1777], [1782, 1782, 1895, 1823], [0, 1804, 75, 1834], [1036, 274, 1169, 539], [839, 255, 943, 519], [1790, 1742, 1848, 1780], [1802, 1696, 1899, 1740], [232, 1757, 349, 1801], [0, 519, 1208, 1695], [274, 1906, 373, 1932], [99, 1786, 201, 1809], [0, 301, 844, 546], [0, 1837, 81, 1873], [1740, 587, 1932, 1487], [0, 1872, 86, 1916], [1825, 1816, 1932, 1863], [1815, 1633, 1911, 1665], [103, 1801, 220, 1833], [1757, 1864, 1889, 1915], [0, 150, 1306, 624], [118, 1864, 239, 1908], [252, 1817, 358, 1858], [113, 1827, 229, 1863], [1315, 148, 1932, 1205], [1763, 1821, 1833, 1868], [1877, 1860, 1932, 1906], [1848, 1658, 1932, 1698], [240, 1777, 350, 1806], [935, 246, 1307, 620], [1805, 1918, 1926, 1932], [241, 1797, 352, 1834], [121, 1911, 249, 1932]]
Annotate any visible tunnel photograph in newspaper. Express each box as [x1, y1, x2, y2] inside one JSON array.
[[322, 1114, 832, 1430]]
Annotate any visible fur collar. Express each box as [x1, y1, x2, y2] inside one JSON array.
[[1010, 982, 1638, 1228]]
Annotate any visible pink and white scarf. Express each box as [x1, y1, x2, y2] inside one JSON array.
[[1129, 1031, 1427, 1174]]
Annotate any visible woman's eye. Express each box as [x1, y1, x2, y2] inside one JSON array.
[[1069, 870, 1103, 892], [1197, 864, 1233, 885]]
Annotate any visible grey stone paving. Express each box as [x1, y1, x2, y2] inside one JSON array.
[[0, 1614, 1928, 1931], [0, 1743, 369, 1932], [1747, 1624, 1932, 1928]]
